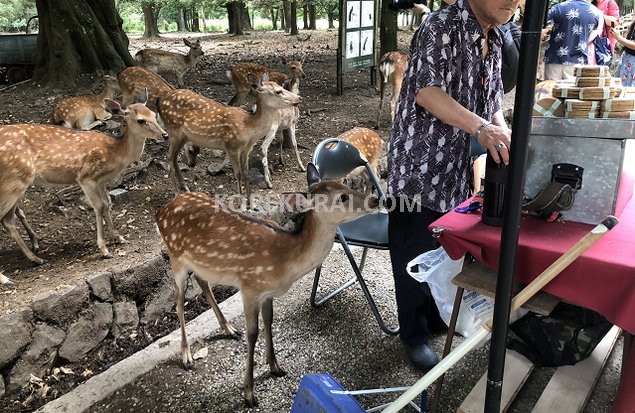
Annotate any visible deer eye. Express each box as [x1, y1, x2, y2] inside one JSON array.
[[137, 119, 146, 125], [275, 90, 283, 95], [339, 194, 349, 203]]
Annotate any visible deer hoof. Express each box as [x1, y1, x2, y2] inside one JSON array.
[[244, 396, 258, 408], [31, 256, 45, 266], [271, 368, 287, 378], [102, 251, 114, 259]]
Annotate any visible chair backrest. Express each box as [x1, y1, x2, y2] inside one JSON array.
[[311, 138, 386, 200]]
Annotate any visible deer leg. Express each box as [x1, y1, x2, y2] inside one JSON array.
[[79, 182, 111, 258], [240, 149, 252, 201], [193, 276, 241, 338], [261, 297, 285, 377], [168, 135, 189, 193], [100, 190, 127, 244], [173, 263, 193, 367], [0, 272, 14, 286], [227, 150, 243, 196], [375, 81, 386, 129], [288, 125, 305, 172], [15, 205, 39, 253], [261, 129, 277, 189], [1, 205, 44, 265], [176, 73, 185, 88], [242, 295, 261, 407], [185, 143, 201, 168]]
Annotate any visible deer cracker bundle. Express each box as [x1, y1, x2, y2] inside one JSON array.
[[533, 97, 564, 117], [552, 84, 581, 99], [601, 98, 635, 112], [600, 111, 635, 119], [575, 77, 621, 88], [574, 65, 611, 78], [578, 86, 623, 100], [565, 99, 599, 118]]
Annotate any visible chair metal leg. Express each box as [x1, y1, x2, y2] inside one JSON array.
[[339, 242, 399, 335], [310, 264, 358, 307], [429, 286, 464, 413]]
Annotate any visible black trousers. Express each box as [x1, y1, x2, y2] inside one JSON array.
[[388, 203, 446, 346]]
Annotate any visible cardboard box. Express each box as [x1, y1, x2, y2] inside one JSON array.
[[526, 118, 635, 224]]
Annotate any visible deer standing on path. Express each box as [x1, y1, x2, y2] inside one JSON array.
[[158, 74, 301, 199], [135, 38, 203, 87], [375, 51, 408, 129], [226, 57, 306, 107], [117, 66, 175, 110], [0, 93, 167, 264], [155, 163, 380, 407], [52, 71, 120, 130], [260, 68, 305, 188]]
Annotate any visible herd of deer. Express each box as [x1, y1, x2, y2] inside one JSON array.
[[0, 38, 410, 405]]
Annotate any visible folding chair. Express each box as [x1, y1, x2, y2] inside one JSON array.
[[310, 137, 399, 335]]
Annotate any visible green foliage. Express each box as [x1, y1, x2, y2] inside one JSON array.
[[0, 0, 36, 32]]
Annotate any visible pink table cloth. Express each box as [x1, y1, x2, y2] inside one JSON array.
[[429, 197, 635, 334]]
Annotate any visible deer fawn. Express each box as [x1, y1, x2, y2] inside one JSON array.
[[158, 74, 301, 199], [135, 38, 204, 87], [226, 57, 306, 106], [0, 92, 167, 264], [334, 127, 383, 192], [52, 71, 120, 130], [260, 68, 306, 188], [156, 163, 380, 407], [375, 51, 408, 129], [117, 66, 175, 110]]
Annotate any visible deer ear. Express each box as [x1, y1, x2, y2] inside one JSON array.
[[104, 99, 126, 116], [281, 57, 288, 65], [248, 73, 260, 89], [262, 72, 270, 82], [306, 163, 321, 187], [138, 88, 149, 106], [183, 38, 192, 47]]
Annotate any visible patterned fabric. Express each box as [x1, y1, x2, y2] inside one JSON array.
[[617, 51, 635, 86], [544, 0, 602, 65], [387, 0, 503, 213], [595, 0, 620, 52]]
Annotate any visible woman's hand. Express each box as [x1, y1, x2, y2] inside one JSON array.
[[610, 27, 623, 40], [476, 124, 512, 165]]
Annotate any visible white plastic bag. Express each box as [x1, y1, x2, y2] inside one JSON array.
[[407, 247, 494, 337]]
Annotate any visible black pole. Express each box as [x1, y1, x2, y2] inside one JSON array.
[[483, 1, 548, 411]]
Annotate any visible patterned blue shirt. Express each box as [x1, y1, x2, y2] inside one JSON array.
[[544, 0, 601, 65], [387, 0, 503, 213]]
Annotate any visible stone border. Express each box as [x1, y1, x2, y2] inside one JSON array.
[[0, 255, 205, 397]]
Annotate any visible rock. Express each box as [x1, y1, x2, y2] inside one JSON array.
[[86, 272, 113, 302], [0, 308, 33, 368], [58, 302, 113, 362], [111, 302, 139, 337], [108, 188, 128, 200], [141, 280, 175, 324], [8, 323, 66, 390], [31, 284, 90, 326], [112, 256, 170, 303]]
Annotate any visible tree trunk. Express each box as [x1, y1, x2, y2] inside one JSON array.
[[290, 0, 298, 35], [280, 7, 286, 30], [240, 3, 252, 30], [227, 2, 244, 35], [141, 3, 160, 38], [380, 0, 397, 56], [191, 8, 200, 32], [33, 0, 136, 87], [327, 3, 335, 29], [303, 4, 309, 29], [177, 9, 186, 31], [201, 7, 208, 32], [271, 8, 278, 30], [308, 3, 316, 30], [282, 0, 291, 33]]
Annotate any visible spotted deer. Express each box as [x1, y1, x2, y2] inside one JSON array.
[[226, 57, 306, 106], [52, 71, 120, 130], [260, 69, 305, 188], [375, 51, 408, 129], [135, 38, 204, 87], [117, 66, 175, 110], [330, 127, 384, 193], [0, 93, 167, 264], [155, 163, 380, 407], [158, 74, 301, 199]]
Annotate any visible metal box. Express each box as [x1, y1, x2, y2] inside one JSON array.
[[526, 118, 635, 225]]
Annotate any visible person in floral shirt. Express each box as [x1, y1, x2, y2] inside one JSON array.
[[387, 0, 514, 370]]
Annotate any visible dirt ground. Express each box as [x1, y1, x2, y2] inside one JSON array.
[[0, 29, 408, 313]]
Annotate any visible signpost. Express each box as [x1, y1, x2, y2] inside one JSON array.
[[337, 0, 378, 95]]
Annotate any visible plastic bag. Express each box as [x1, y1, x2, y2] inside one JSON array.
[[406, 247, 493, 337]]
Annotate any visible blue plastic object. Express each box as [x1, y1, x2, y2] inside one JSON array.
[[291, 373, 366, 413]]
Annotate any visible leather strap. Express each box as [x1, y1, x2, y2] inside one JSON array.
[[524, 182, 574, 214]]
